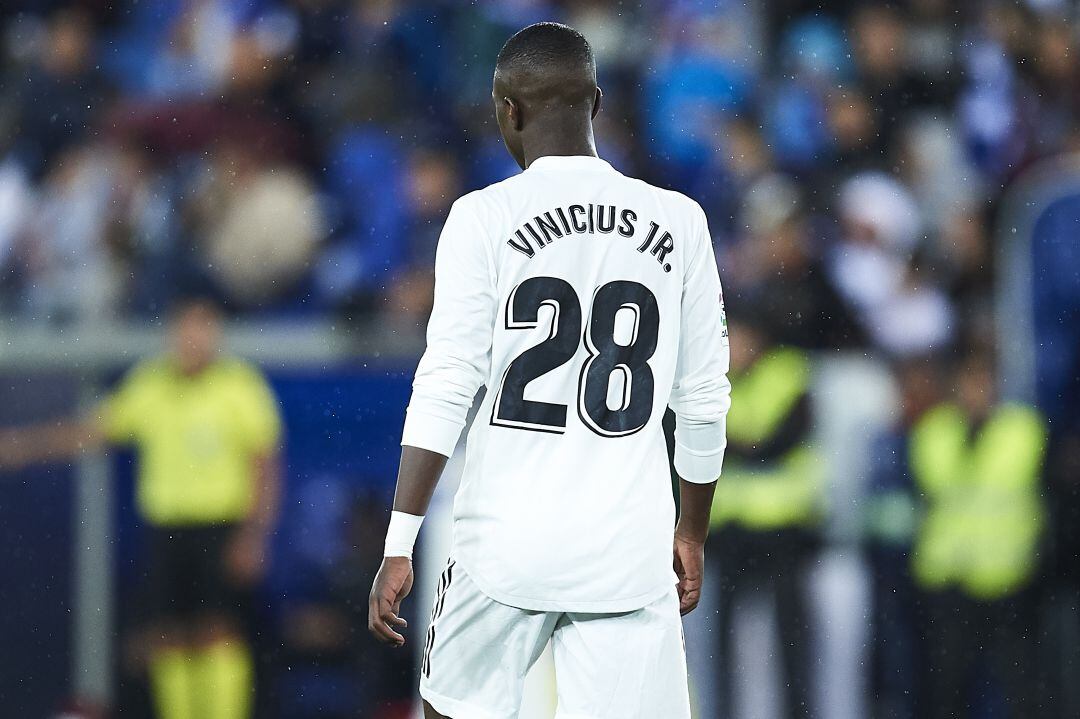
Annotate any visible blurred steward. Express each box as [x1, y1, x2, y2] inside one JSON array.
[[0, 298, 282, 719], [863, 358, 944, 719], [908, 350, 1048, 718], [709, 317, 825, 719]]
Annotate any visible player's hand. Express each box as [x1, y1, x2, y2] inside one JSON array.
[[368, 556, 414, 646], [673, 532, 705, 616]]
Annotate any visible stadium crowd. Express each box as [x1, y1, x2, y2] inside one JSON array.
[[1, 0, 1070, 333], [2, 0, 1080, 717]]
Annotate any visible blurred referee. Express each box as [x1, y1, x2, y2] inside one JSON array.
[[0, 298, 282, 719]]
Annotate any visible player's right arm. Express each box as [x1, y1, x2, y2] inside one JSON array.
[[668, 202, 732, 615], [369, 196, 496, 646]]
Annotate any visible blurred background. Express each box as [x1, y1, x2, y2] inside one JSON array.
[[0, 0, 1078, 718]]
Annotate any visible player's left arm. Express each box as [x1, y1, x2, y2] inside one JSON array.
[[669, 202, 732, 615], [368, 446, 448, 646], [369, 196, 496, 646]]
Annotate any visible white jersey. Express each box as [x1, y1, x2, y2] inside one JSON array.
[[401, 155, 731, 612]]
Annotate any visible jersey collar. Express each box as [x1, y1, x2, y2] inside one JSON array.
[[526, 155, 615, 173]]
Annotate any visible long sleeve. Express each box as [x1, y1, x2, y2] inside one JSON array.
[[668, 204, 732, 483], [401, 197, 497, 457]]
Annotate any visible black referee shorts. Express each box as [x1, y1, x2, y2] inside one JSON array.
[[144, 523, 246, 623]]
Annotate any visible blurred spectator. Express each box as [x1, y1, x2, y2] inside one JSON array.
[[643, 3, 759, 189], [708, 318, 824, 719], [849, 4, 946, 151], [318, 141, 459, 321], [766, 17, 849, 174], [0, 0, 1065, 341], [958, 4, 1029, 180], [898, 116, 982, 232], [384, 150, 461, 320], [9, 141, 158, 322], [6, 8, 107, 177], [190, 140, 325, 308], [727, 173, 862, 349], [827, 171, 954, 356]]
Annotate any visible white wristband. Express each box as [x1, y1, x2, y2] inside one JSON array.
[[384, 511, 424, 559]]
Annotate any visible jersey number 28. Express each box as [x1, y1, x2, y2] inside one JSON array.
[[491, 276, 659, 437]]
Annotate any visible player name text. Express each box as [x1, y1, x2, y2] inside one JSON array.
[[506, 204, 676, 272]]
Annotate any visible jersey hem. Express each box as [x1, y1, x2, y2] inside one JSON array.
[[455, 551, 673, 613]]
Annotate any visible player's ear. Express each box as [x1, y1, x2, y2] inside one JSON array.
[[591, 87, 603, 119], [504, 97, 523, 132]]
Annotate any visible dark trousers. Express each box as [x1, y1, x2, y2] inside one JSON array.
[[868, 548, 920, 719], [713, 526, 818, 719], [917, 588, 1048, 719]]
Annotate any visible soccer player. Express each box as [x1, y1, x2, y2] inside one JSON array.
[[368, 22, 731, 719], [0, 298, 282, 719]]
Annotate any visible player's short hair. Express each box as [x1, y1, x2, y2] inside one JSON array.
[[496, 22, 596, 91]]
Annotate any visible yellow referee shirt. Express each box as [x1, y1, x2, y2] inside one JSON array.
[[100, 357, 282, 526]]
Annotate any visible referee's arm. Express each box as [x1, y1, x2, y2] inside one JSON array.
[[0, 416, 107, 469], [223, 448, 283, 584], [0, 364, 146, 469]]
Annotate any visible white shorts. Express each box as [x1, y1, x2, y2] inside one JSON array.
[[418, 560, 691, 719]]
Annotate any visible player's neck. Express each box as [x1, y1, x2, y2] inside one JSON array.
[[522, 120, 598, 168]]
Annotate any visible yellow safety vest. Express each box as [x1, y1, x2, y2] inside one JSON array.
[[909, 402, 1046, 600], [710, 348, 824, 531]]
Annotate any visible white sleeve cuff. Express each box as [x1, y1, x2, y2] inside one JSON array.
[[674, 444, 726, 484], [400, 406, 464, 458], [674, 418, 727, 484]]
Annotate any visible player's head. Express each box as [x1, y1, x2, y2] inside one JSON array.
[[493, 22, 601, 169], [168, 297, 223, 374]]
